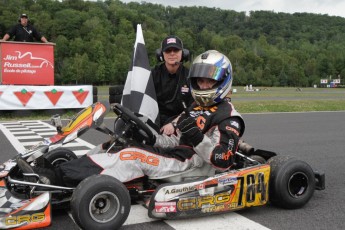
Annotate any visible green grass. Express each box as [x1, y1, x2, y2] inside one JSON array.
[[231, 86, 345, 99], [233, 99, 345, 113], [229, 87, 345, 113], [1, 87, 344, 121]]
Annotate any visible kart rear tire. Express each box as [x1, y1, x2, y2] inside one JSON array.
[[44, 148, 78, 167], [268, 155, 315, 209], [71, 174, 131, 230], [109, 94, 122, 104], [109, 85, 124, 95]]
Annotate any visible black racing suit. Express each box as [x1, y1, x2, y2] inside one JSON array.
[[151, 63, 193, 126], [55, 99, 245, 186], [6, 23, 44, 42]]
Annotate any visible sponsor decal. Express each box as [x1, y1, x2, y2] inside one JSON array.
[[228, 139, 234, 150], [72, 89, 89, 105], [201, 202, 239, 213], [155, 202, 176, 213], [13, 89, 35, 106], [195, 183, 205, 190], [230, 121, 239, 128], [218, 176, 237, 185], [164, 186, 196, 195], [44, 89, 64, 106], [214, 151, 232, 161], [3, 52, 53, 68], [1, 43, 54, 85], [202, 204, 226, 213], [166, 38, 177, 44], [195, 179, 218, 191]]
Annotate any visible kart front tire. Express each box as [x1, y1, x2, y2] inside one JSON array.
[[44, 148, 78, 167], [71, 174, 131, 230], [268, 155, 315, 209]]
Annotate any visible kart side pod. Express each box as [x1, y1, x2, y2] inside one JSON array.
[[148, 165, 271, 219], [0, 184, 52, 229]]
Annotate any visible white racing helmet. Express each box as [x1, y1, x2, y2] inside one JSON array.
[[189, 50, 233, 106]]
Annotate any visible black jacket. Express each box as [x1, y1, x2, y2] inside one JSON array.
[[7, 23, 43, 42], [151, 63, 193, 126]]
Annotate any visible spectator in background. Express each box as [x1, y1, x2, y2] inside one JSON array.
[[1, 13, 48, 43], [152, 35, 193, 135]]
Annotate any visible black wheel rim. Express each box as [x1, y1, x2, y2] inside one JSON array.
[[288, 172, 309, 198]]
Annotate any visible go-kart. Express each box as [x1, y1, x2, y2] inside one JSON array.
[[0, 101, 325, 230]]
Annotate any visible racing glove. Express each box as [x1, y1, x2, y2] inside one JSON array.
[[177, 116, 203, 147]]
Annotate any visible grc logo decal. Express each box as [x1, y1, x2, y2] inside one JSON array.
[[226, 126, 240, 136], [120, 151, 159, 166], [196, 116, 206, 130], [177, 192, 231, 211], [5, 213, 46, 226]]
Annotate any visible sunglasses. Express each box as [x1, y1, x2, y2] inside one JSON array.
[[164, 48, 181, 53]]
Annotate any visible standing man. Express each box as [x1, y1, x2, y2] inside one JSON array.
[[1, 13, 48, 43], [152, 35, 193, 135]]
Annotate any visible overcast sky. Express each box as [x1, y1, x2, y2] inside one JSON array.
[[119, 0, 345, 18]]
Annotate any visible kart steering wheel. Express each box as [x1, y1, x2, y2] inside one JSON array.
[[113, 103, 155, 145]]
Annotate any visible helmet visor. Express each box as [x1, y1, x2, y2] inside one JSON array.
[[189, 63, 227, 81]]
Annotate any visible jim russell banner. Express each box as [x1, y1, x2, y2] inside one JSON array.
[[0, 41, 54, 85], [0, 85, 93, 110]]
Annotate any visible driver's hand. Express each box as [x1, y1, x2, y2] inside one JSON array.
[[160, 123, 175, 135], [177, 116, 203, 147]]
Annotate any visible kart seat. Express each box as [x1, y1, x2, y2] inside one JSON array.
[[148, 162, 216, 183]]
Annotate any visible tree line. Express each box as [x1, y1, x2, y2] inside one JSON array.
[[1, 0, 345, 87]]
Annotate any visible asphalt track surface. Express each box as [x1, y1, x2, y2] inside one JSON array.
[[0, 111, 344, 230]]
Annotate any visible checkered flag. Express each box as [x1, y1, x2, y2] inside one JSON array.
[[121, 24, 160, 129]]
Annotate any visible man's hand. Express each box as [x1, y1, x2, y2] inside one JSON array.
[[160, 123, 175, 135], [177, 116, 203, 147]]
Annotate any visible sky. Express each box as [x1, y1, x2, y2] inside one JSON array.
[[118, 0, 345, 18]]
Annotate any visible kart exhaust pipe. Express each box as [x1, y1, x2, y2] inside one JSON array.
[[238, 140, 254, 155]]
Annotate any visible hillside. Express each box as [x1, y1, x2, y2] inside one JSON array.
[[1, 0, 344, 87]]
